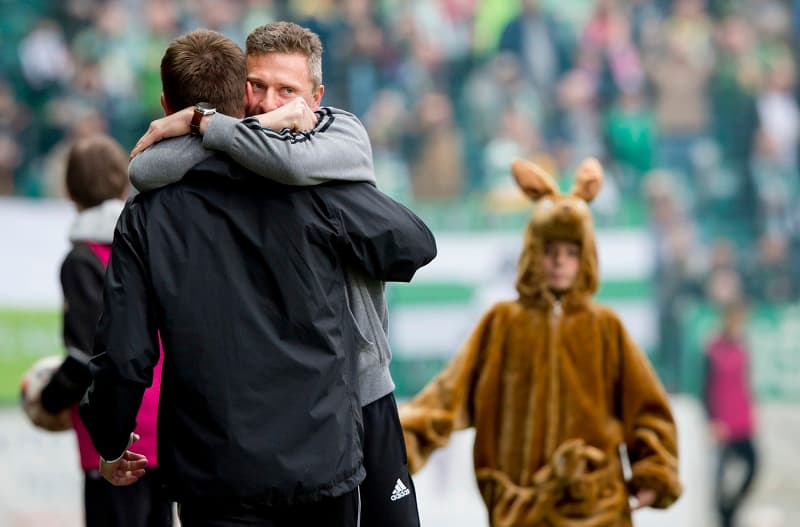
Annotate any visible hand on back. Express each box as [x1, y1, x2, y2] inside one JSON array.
[[130, 107, 195, 159]]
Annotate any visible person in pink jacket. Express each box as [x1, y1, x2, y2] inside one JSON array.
[[32, 135, 171, 527], [703, 300, 758, 527]]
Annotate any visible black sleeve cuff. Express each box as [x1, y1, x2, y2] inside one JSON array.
[[40, 350, 93, 413]]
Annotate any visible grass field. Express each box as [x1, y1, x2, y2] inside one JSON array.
[[0, 309, 61, 405]]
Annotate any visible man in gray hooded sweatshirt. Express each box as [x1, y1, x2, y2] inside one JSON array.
[[129, 22, 425, 527]]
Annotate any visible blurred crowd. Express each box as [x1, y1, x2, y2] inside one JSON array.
[[2, 0, 800, 385]]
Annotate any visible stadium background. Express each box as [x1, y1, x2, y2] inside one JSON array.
[[1, 0, 800, 525]]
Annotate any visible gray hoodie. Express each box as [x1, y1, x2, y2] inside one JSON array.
[[129, 107, 397, 406]]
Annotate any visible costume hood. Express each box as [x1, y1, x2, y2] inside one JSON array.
[[513, 158, 603, 310]]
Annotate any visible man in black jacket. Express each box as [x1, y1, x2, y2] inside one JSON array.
[[79, 29, 436, 527]]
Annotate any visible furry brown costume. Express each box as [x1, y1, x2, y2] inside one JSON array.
[[400, 158, 682, 527]]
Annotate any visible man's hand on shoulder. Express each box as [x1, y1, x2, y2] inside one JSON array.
[[255, 98, 318, 132], [131, 107, 195, 159]]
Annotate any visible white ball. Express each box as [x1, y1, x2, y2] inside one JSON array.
[[20, 355, 72, 431]]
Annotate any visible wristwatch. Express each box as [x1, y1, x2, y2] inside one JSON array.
[[191, 102, 216, 135]]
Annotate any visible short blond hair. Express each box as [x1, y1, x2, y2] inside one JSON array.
[[246, 22, 323, 89]]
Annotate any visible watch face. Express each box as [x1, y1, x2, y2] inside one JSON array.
[[196, 101, 214, 113]]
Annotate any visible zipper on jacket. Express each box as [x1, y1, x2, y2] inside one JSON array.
[[544, 300, 562, 457]]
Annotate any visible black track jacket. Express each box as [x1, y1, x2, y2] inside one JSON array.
[[79, 154, 437, 504]]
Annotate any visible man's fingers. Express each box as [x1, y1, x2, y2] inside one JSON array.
[[110, 467, 146, 486], [122, 459, 148, 472], [122, 452, 148, 468], [103, 449, 148, 486], [122, 452, 148, 463], [130, 143, 143, 160], [124, 449, 146, 460], [117, 466, 147, 477], [294, 106, 316, 131], [131, 132, 155, 159], [130, 122, 166, 159]]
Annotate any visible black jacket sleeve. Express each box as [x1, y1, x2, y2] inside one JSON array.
[[78, 200, 160, 461], [40, 247, 103, 413], [323, 182, 437, 282]]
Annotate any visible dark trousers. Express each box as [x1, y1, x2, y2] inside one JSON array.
[[85, 468, 173, 527], [359, 392, 421, 527], [178, 488, 360, 527], [716, 438, 757, 527], [178, 392, 419, 527]]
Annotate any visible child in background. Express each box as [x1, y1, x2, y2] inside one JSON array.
[[704, 301, 758, 527], [400, 158, 682, 526], [31, 135, 172, 527]]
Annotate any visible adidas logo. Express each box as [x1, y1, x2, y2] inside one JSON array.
[[390, 478, 411, 501]]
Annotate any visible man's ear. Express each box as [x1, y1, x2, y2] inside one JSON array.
[[311, 84, 324, 111], [244, 80, 256, 112], [160, 93, 174, 116]]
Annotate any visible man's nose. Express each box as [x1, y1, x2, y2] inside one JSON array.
[[258, 90, 280, 113]]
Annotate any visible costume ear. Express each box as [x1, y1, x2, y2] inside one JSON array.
[[511, 159, 558, 201], [571, 158, 604, 202]]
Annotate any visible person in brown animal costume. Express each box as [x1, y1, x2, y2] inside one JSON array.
[[399, 158, 682, 527]]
